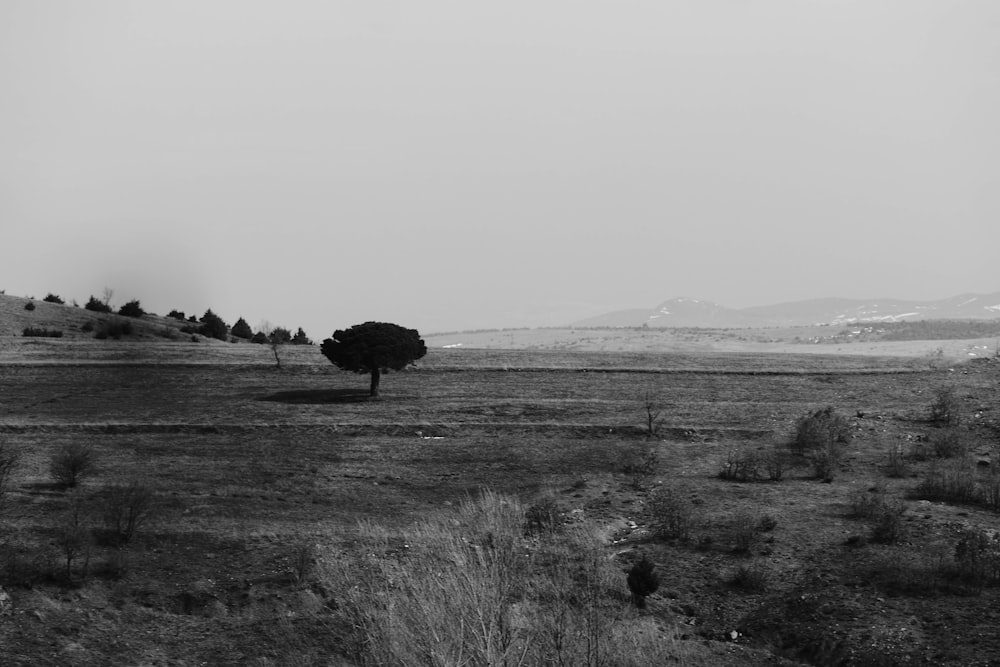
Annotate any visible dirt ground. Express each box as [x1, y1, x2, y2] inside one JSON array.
[[0, 339, 998, 665]]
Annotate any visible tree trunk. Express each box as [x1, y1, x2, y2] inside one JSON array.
[[369, 367, 381, 397]]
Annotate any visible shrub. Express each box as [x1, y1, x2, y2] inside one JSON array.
[[930, 387, 961, 427], [764, 448, 786, 481], [626, 556, 659, 607], [646, 484, 696, 540], [291, 327, 312, 345], [792, 406, 850, 455], [81, 321, 95, 333], [50, 443, 98, 488], [983, 467, 1000, 512], [885, 441, 909, 478], [954, 527, 1000, 587], [94, 319, 134, 340], [85, 295, 112, 313], [869, 500, 906, 544], [729, 561, 769, 592], [230, 317, 253, 339], [251, 331, 267, 344], [913, 460, 979, 505], [719, 446, 762, 482], [810, 441, 843, 481], [198, 309, 229, 341], [732, 511, 764, 553], [22, 327, 63, 338], [117, 299, 145, 318], [23, 301, 35, 311], [0, 440, 20, 506], [56, 493, 93, 582], [524, 495, 561, 535], [288, 541, 317, 585], [100, 480, 154, 547], [849, 483, 891, 520], [167, 309, 186, 320], [43, 293, 64, 304], [641, 391, 663, 439], [932, 428, 969, 459], [621, 446, 659, 489]]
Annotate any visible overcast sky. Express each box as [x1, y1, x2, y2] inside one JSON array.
[[2, 1, 997, 336]]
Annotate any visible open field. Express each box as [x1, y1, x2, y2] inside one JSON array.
[[1, 340, 999, 665]]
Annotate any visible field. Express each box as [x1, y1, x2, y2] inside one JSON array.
[[1, 337, 999, 665]]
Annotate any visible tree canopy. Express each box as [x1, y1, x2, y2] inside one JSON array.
[[231, 317, 253, 339], [198, 309, 229, 341], [320, 322, 427, 397]]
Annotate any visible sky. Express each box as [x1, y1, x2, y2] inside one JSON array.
[[2, 1, 997, 336]]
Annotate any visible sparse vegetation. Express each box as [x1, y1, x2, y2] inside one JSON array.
[[641, 390, 663, 438], [95, 318, 134, 340], [621, 445, 659, 489], [0, 440, 20, 507], [99, 480, 155, 548], [729, 560, 769, 591], [792, 406, 850, 454], [931, 427, 970, 458]]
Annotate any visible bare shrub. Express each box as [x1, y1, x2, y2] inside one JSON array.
[[931, 428, 969, 459], [869, 499, 906, 544], [56, 494, 93, 582], [849, 483, 890, 520], [100, 480, 155, 547], [641, 391, 664, 439], [0, 440, 20, 506], [954, 527, 1000, 588], [621, 446, 658, 490], [810, 441, 843, 482], [646, 484, 696, 540], [50, 443, 98, 488], [731, 511, 764, 554], [729, 560, 769, 592], [524, 495, 561, 535], [764, 447, 786, 481], [913, 460, 979, 505], [289, 541, 317, 585], [718, 446, 761, 482], [930, 387, 961, 427], [792, 406, 850, 455], [884, 441, 909, 478], [983, 466, 1000, 512]]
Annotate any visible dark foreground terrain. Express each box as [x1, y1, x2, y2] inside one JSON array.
[[0, 339, 998, 665]]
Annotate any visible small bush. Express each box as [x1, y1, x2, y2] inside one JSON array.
[[524, 495, 561, 535], [0, 441, 20, 506], [167, 309, 186, 320], [117, 299, 145, 318], [729, 561, 769, 592], [932, 428, 969, 459], [23, 301, 35, 311], [764, 448, 786, 481], [930, 387, 961, 427], [100, 480, 154, 547], [810, 441, 843, 481], [50, 443, 98, 488], [43, 293, 64, 304], [85, 295, 112, 313], [56, 493, 93, 582], [732, 511, 764, 553], [22, 327, 63, 338], [94, 319, 134, 340], [626, 556, 660, 607], [251, 331, 267, 344], [983, 467, 1000, 512], [913, 460, 978, 505], [870, 500, 906, 544], [792, 406, 850, 455], [646, 484, 696, 540], [289, 541, 317, 584], [885, 441, 909, 478], [622, 446, 659, 489], [81, 321, 95, 333], [954, 527, 1000, 587], [719, 446, 762, 482], [849, 483, 890, 520]]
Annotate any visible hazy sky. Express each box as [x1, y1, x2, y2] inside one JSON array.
[[2, 1, 997, 335]]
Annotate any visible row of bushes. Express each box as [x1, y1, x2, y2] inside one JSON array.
[[22, 327, 63, 338]]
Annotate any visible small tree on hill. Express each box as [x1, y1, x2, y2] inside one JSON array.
[[231, 317, 253, 339], [85, 295, 112, 313], [167, 309, 186, 321], [43, 293, 65, 304], [251, 331, 267, 344], [292, 327, 312, 345], [320, 322, 427, 397], [261, 324, 291, 368], [198, 309, 229, 341], [118, 299, 145, 318]]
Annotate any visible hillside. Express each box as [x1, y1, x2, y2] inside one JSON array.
[[572, 293, 1000, 329]]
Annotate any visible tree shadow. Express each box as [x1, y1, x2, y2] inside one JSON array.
[[258, 388, 372, 404]]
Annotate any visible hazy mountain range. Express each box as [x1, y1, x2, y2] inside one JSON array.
[[570, 293, 1000, 329]]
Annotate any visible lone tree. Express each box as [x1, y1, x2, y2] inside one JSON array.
[[320, 322, 426, 397]]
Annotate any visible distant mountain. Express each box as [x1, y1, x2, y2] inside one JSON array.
[[570, 293, 1000, 329]]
